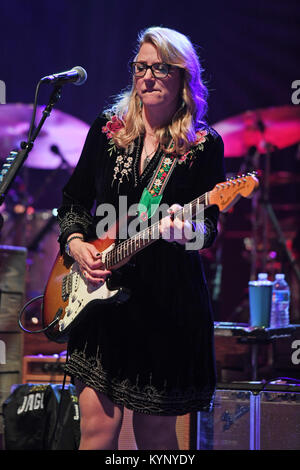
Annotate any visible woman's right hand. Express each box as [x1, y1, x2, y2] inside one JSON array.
[[68, 235, 111, 286]]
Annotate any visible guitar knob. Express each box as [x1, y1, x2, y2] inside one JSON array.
[[65, 306, 72, 316]]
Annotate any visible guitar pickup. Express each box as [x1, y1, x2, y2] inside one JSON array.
[[62, 274, 72, 301], [62, 271, 80, 301]]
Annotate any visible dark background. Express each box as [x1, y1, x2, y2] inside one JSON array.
[[1, 0, 299, 321], [2, 0, 299, 124]]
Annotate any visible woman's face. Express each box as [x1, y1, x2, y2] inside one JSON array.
[[134, 42, 182, 115]]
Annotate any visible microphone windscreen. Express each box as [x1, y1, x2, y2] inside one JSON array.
[[73, 66, 87, 86]]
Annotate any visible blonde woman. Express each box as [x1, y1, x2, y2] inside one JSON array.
[[57, 26, 225, 450]]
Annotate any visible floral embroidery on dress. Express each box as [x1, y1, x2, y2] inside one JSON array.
[[102, 115, 125, 157], [112, 153, 134, 188], [102, 116, 135, 189], [178, 129, 208, 165], [102, 115, 124, 138], [102, 117, 209, 188]]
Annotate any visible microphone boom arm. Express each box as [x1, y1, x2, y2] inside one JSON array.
[[0, 84, 62, 212]]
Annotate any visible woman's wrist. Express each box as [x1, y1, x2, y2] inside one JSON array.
[[65, 234, 84, 257]]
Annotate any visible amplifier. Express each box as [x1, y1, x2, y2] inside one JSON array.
[[0, 245, 27, 438], [197, 382, 300, 450], [22, 355, 70, 384]]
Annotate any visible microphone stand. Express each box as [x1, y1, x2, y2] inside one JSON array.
[[0, 84, 62, 231]]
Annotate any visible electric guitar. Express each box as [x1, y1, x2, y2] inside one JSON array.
[[42, 173, 259, 343]]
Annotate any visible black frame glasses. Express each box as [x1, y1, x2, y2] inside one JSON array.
[[130, 62, 175, 78]]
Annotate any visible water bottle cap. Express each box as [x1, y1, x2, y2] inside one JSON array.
[[258, 273, 268, 280], [275, 273, 285, 280]]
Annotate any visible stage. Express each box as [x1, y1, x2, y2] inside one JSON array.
[[0, 0, 299, 452]]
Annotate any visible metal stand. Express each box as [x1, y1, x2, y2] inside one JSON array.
[[0, 85, 62, 229], [244, 120, 300, 283]]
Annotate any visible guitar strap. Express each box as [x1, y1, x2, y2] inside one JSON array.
[[137, 152, 178, 222]]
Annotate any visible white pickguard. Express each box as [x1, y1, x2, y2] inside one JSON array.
[[58, 243, 119, 333]]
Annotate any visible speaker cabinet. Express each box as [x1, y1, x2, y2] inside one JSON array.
[[197, 383, 300, 450], [22, 355, 71, 384], [0, 245, 27, 438], [260, 390, 300, 450]]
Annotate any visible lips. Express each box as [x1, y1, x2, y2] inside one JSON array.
[[142, 89, 160, 93]]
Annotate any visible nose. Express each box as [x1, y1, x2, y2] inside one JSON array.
[[144, 67, 155, 79]]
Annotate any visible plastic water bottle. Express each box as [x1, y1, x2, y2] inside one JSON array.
[[270, 274, 290, 328]]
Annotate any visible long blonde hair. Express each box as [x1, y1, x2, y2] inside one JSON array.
[[105, 26, 208, 155]]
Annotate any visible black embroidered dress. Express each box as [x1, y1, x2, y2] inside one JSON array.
[[57, 115, 225, 416]]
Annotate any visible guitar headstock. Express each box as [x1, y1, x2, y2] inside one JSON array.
[[208, 172, 259, 213]]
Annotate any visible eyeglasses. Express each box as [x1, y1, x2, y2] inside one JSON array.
[[131, 62, 175, 78]]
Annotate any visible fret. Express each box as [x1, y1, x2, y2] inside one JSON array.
[[154, 222, 160, 240], [134, 234, 138, 251], [188, 202, 193, 220], [150, 224, 155, 240], [113, 247, 117, 266], [182, 204, 190, 221], [105, 251, 110, 270], [118, 243, 122, 262], [129, 237, 133, 255]]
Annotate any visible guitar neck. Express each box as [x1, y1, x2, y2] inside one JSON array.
[[105, 192, 209, 270], [103, 172, 259, 270], [105, 221, 160, 270]]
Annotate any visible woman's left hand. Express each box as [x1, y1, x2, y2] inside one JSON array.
[[159, 204, 194, 245]]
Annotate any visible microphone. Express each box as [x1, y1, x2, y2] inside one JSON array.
[[41, 66, 87, 86]]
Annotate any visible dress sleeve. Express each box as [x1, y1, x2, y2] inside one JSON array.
[[57, 115, 105, 252], [190, 129, 226, 250]]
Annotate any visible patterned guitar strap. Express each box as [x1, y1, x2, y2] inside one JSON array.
[[137, 151, 179, 223]]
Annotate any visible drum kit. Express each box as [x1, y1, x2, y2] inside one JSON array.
[[213, 105, 300, 276], [212, 105, 300, 321], [0, 103, 299, 318], [0, 103, 89, 302]]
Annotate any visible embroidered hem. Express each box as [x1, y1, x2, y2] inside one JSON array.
[[64, 350, 215, 416]]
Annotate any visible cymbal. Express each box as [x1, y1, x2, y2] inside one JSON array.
[[269, 171, 300, 185], [213, 105, 300, 157], [0, 103, 89, 169], [272, 203, 300, 212]]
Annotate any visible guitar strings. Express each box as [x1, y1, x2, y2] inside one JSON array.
[[104, 175, 253, 268], [105, 194, 207, 269]]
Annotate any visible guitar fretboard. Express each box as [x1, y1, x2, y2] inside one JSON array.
[[104, 192, 208, 269]]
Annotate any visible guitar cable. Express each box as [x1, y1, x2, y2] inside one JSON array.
[[18, 294, 60, 334]]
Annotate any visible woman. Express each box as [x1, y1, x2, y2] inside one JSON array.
[[57, 26, 225, 450]]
